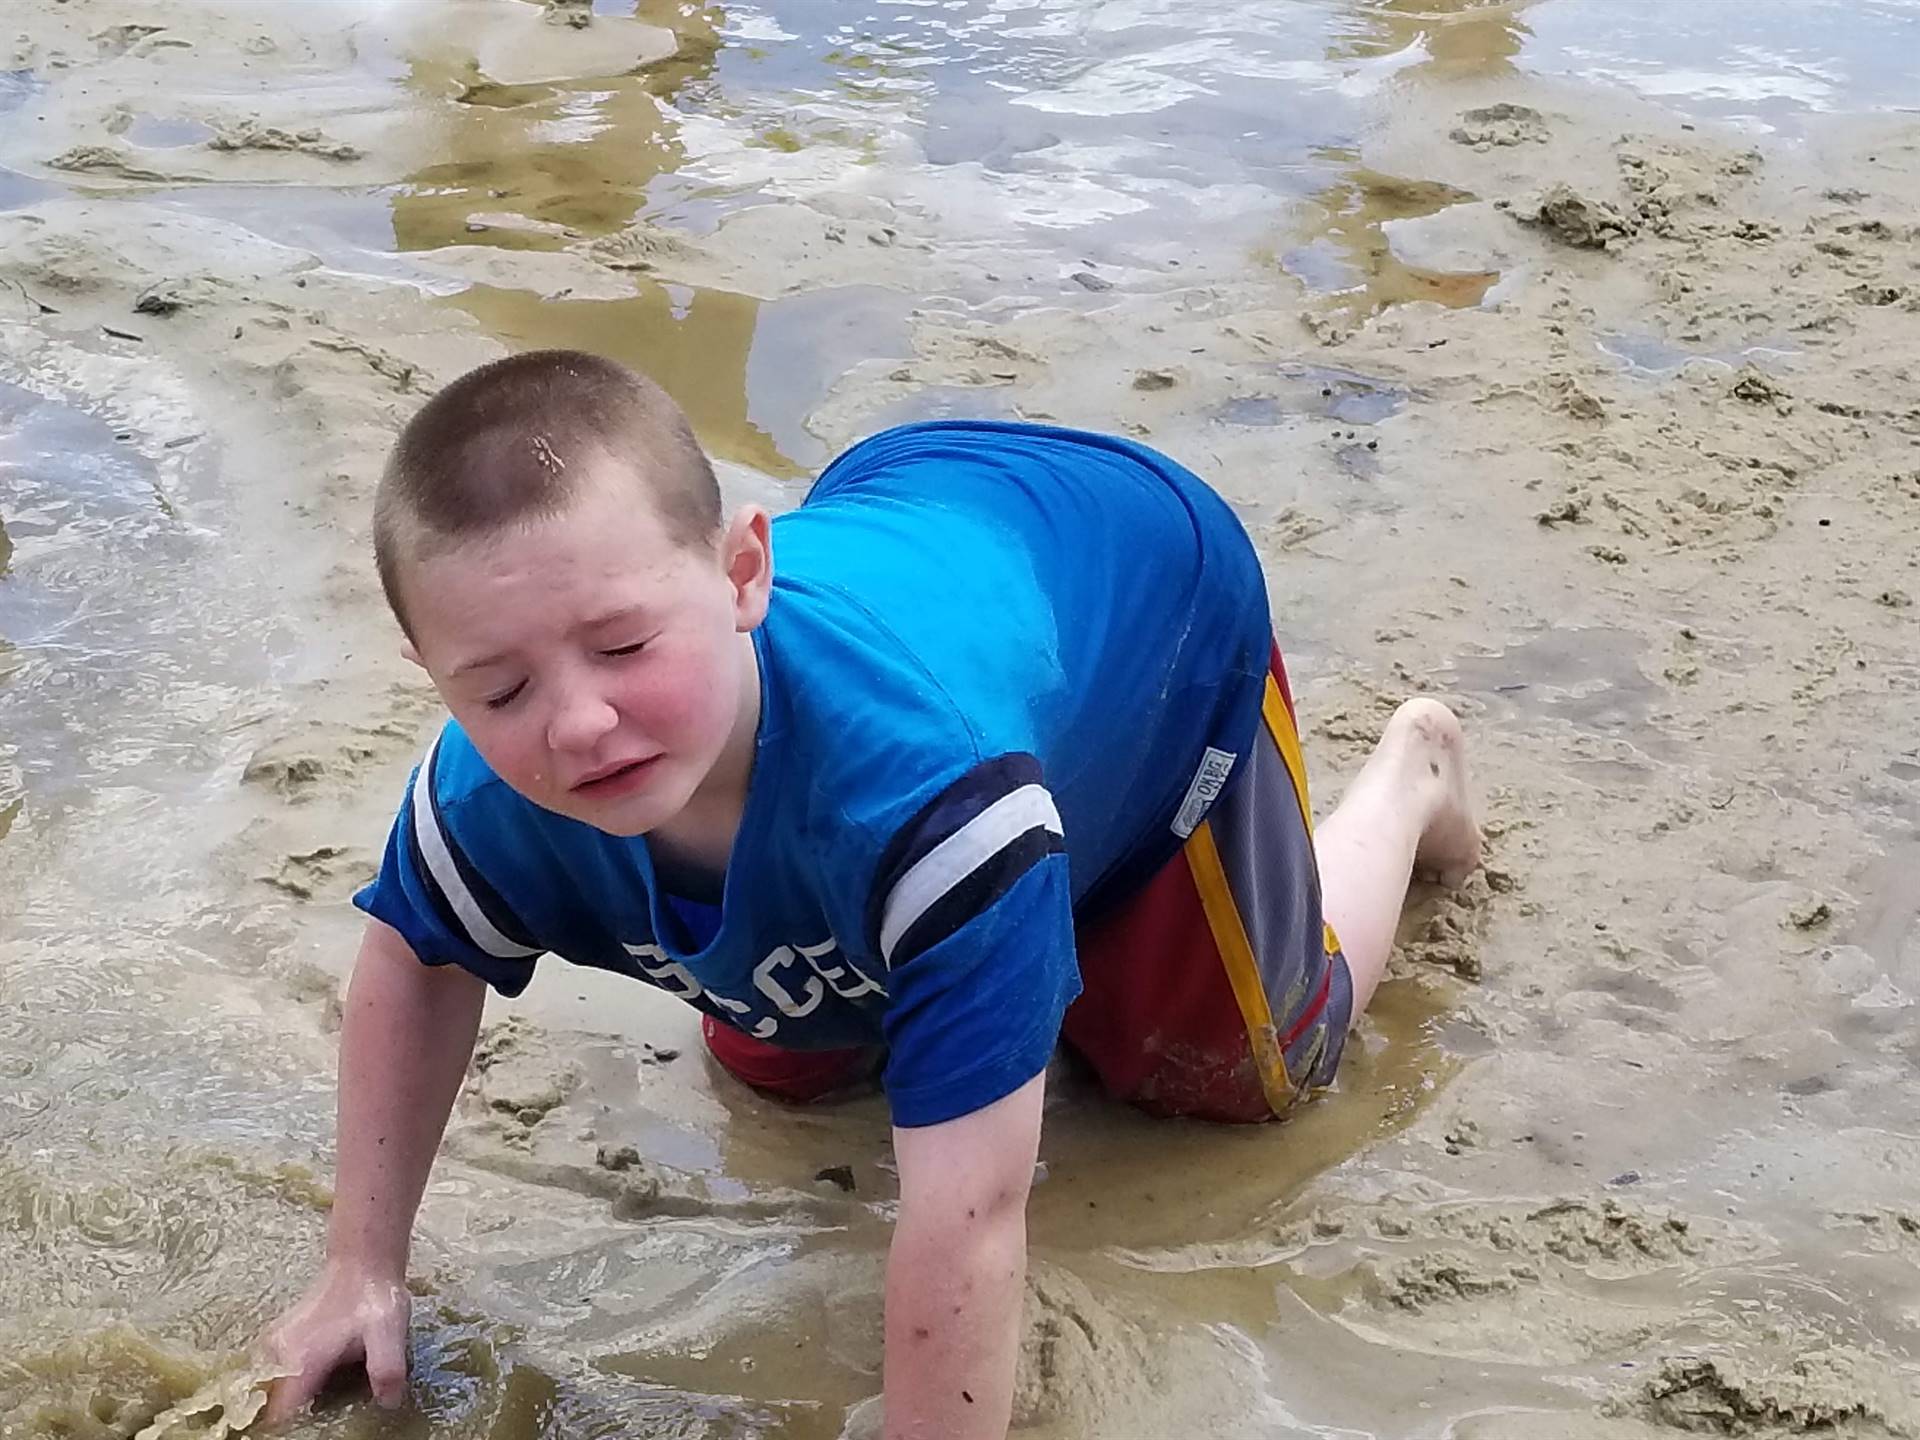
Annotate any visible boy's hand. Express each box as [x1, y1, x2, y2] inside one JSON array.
[[883, 1072, 1045, 1440], [262, 1262, 411, 1423], [256, 920, 485, 1428]]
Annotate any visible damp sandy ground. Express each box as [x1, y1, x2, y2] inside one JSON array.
[[2, 1, 1919, 1436]]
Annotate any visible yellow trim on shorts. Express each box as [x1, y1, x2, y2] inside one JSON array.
[[1262, 674, 1314, 835], [1263, 671, 1345, 963], [1184, 819, 1296, 1109]]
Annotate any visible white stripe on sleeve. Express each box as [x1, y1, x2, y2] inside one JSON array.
[[410, 736, 542, 960], [878, 783, 1063, 964]]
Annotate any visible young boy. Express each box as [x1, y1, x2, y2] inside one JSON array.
[[262, 350, 1478, 1436]]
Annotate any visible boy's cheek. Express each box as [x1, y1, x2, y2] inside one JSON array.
[[456, 718, 549, 795], [628, 658, 727, 743]]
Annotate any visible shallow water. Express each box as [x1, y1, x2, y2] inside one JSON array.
[[383, 0, 1920, 465], [0, 380, 286, 832], [4, 0, 1920, 1436]]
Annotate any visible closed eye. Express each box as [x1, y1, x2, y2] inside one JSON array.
[[483, 681, 527, 711], [602, 641, 648, 658]]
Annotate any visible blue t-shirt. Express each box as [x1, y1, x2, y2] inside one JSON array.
[[357, 420, 1271, 1127]]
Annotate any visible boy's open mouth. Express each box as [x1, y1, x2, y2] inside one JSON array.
[[572, 757, 658, 793]]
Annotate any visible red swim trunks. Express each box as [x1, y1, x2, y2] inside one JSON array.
[[702, 642, 1351, 1123]]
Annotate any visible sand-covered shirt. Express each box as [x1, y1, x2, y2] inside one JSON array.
[[356, 420, 1272, 1127]]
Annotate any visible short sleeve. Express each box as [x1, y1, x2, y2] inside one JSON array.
[[353, 735, 546, 996], [870, 754, 1083, 1127]]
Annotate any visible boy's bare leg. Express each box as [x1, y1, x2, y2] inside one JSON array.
[[1313, 698, 1480, 1017]]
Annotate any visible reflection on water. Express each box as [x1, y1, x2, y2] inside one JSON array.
[[1330, 0, 1531, 78], [391, 13, 763, 466], [1598, 329, 1798, 378], [122, 114, 217, 150], [1287, 162, 1499, 319], [380, 0, 1920, 483], [1214, 363, 1409, 428], [445, 281, 789, 475], [1525, 0, 1920, 133], [391, 57, 685, 249], [0, 166, 60, 212], [441, 275, 912, 477], [0, 384, 273, 822], [389, 0, 1534, 472], [444, 980, 1463, 1440], [1032, 976, 1461, 1251], [0, 66, 58, 210]]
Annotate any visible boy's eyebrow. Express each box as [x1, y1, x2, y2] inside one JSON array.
[[449, 650, 513, 677], [580, 604, 651, 630]]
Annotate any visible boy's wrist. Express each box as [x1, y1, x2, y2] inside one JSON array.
[[321, 1229, 410, 1285]]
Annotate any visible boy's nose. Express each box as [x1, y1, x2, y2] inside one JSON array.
[[546, 682, 620, 754]]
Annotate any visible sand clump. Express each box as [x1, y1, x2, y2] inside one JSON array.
[[132, 277, 226, 318], [1730, 365, 1791, 409], [206, 119, 363, 162], [1282, 1195, 1768, 1370], [47, 143, 174, 183], [258, 843, 376, 902], [1395, 861, 1510, 980], [1501, 135, 1771, 251], [238, 719, 412, 804], [127, 1366, 277, 1440], [1834, 1210, 1920, 1261], [1014, 1268, 1151, 1428], [1291, 1194, 1752, 1324], [1007, 1267, 1282, 1436], [0, 1330, 276, 1440], [1361, 1195, 1724, 1277], [586, 218, 701, 274], [1511, 182, 1640, 249], [1451, 103, 1550, 149], [1370, 1249, 1521, 1308], [543, 0, 594, 28], [1622, 1349, 1919, 1436], [88, 23, 175, 59], [467, 1016, 583, 1137]]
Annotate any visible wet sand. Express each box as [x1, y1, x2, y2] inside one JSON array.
[[2, 0, 1919, 1435]]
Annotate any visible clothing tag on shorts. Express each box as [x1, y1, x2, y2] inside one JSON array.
[[1171, 747, 1237, 839]]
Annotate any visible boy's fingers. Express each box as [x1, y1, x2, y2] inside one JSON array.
[[264, 1368, 319, 1427], [364, 1322, 409, 1409]]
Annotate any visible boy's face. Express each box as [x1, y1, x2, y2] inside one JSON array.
[[399, 457, 770, 838]]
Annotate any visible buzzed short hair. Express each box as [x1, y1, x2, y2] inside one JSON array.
[[374, 350, 720, 634]]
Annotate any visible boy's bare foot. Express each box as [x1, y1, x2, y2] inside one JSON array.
[[1310, 695, 1482, 1014], [1382, 697, 1482, 888]]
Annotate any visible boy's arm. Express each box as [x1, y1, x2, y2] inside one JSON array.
[[883, 1072, 1044, 1440], [262, 919, 487, 1422]]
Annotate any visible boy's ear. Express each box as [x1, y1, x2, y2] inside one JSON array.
[[722, 504, 773, 631]]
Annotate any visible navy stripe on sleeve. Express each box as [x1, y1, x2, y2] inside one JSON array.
[[868, 754, 1065, 968]]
